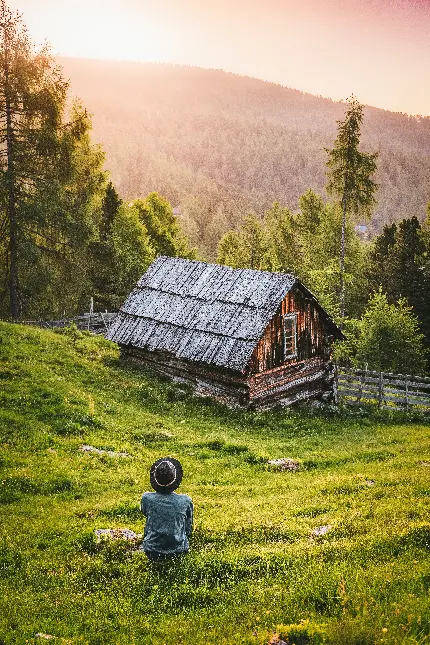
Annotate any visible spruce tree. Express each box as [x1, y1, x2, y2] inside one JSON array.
[[392, 217, 429, 352], [217, 230, 245, 268], [305, 201, 365, 321], [89, 182, 122, 309], [0, 2, 67, 318], [263, 202, 301, 274], [365, 216, 430, 366], [240, 213, 267, 269], [365, 222, 397, 298], [297, 189, 325, 274], [100, 181, 122, 241], [217, 213, 267, 270], [325, 96, 378, 323]]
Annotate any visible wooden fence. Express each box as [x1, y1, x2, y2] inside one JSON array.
[[21, 312, 117, 335], [337, 366, 430, 412]]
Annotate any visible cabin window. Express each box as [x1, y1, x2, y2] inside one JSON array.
[[283, 313, 297, 359]]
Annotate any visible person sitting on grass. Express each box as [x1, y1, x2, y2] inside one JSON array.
[[140, 457, 193, 561]]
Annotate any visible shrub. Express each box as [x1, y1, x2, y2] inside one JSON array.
[[355, 291, 427, 374]]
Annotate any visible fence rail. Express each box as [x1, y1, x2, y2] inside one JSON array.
[[337, 366, 430, 412], [21, 312, 117, 335]]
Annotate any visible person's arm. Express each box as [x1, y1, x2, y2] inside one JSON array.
[[185, 498, 193, 538], [140, 493, 147, 517]]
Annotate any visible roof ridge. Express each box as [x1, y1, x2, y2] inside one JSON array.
[[133, 284, 266, 309], [154, 255, 297, 280]]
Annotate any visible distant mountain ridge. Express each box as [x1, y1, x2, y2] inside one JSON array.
[[59, 57, 430, 252]]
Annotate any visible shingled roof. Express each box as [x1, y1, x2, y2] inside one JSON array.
[[106, 256, 337, 371]]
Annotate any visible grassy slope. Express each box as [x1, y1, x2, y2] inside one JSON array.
[[0, 322, 429, 645]]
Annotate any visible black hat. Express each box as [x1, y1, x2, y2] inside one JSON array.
[[150, 457, 183, 493]]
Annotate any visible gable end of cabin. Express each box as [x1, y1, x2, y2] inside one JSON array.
[[245, 285, 337, 409]]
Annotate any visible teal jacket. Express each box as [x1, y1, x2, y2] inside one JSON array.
[[140, 491, 193, 555]]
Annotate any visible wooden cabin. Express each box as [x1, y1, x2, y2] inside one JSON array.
[[106, 256, 344, 409]]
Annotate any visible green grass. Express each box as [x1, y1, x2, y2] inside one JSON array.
[[0, 321, 429, 645]]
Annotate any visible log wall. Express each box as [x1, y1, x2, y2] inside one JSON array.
[[248, 357, 335, 409], [123, 347, 250, 407], [123, 345, 336, 410]]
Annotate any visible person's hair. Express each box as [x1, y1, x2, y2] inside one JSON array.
[[154, 460, 176, 488]]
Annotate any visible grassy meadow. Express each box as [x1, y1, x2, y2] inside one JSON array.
[[0, 321, 429, 645]]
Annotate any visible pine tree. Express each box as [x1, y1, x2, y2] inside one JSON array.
[[325, 96, 378, 323], [365, 222, 397, 299], [100, 181, 122, 241], [392, 217, 429, 352]]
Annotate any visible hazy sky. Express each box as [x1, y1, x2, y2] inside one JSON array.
[[9, 0, 430, 115]]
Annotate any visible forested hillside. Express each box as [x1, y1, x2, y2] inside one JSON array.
[[60, 57, 430, 254]]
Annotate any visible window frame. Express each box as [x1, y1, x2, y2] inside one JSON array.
[[282, 312, 298, 360]]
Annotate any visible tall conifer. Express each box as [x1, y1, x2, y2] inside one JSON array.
[[325, 96, 378, 323]]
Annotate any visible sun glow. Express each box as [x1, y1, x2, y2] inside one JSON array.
[[9, 0, 174, 63], [8, 0, 430, 115]]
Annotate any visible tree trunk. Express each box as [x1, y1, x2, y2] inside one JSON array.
[[8, 190, 19, 320], [4, 42, 20, 320], [339, 192, 347, 327]]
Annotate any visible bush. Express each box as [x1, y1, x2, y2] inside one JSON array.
[[337, 290, 427, 374]]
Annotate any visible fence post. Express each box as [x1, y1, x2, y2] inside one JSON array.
[[357, 368, 367, 405], [378, 371, 384, 408], [100, 311, 108, 332], [405, 375, 409, 412], [332, 362, 339, 405]]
